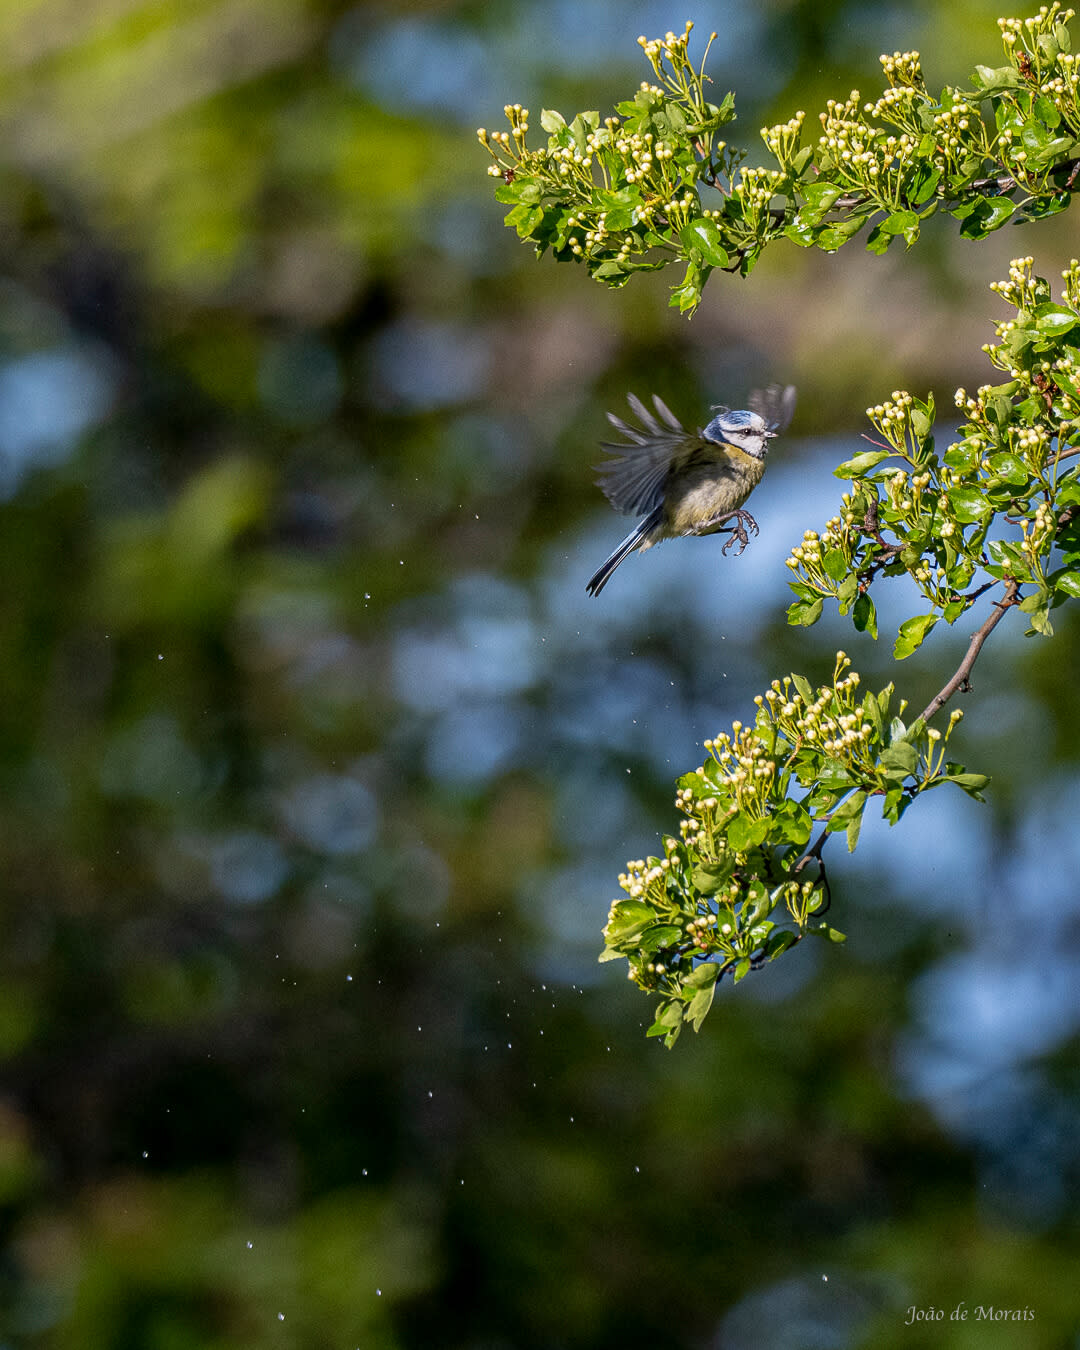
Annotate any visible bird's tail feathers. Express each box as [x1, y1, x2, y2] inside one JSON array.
[[586, 509, 662, 596]]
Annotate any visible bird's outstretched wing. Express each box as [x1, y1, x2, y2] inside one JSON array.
[[748, 384, 797, 434], [594, 393, 708, 517]]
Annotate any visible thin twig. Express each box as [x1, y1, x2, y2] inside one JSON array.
[[962, 578, 998, 604], [793, 826, 829, 874], [919, 579, 1021, 722], [855, 498, 906, 585]]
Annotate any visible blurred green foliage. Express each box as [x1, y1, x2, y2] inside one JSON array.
[[0, 1, 1077, 1348]]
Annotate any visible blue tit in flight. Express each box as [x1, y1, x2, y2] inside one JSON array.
[[585, 384, 797, 596]]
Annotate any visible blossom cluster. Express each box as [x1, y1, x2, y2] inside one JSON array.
[[788, 258, 1080, 649], [602, 655, 981, 1045]]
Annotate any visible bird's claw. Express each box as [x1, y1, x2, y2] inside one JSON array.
[[709, 509, 759, 555]]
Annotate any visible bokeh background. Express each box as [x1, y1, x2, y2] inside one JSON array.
[[0, 0, 1078, 1346]]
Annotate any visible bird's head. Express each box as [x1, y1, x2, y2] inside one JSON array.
[[703, 407, 773, 461]]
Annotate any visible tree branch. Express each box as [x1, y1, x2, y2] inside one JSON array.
[[919, 579, 1021, 723], [788, 581, 1021, 883]]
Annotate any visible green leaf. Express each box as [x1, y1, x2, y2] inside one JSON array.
[[939, 772, 993, 799], [679, 217, 730, 269], [826, 791, 866, 852], [807, 786, 840, 815], [816, 215, 871, 251], [1022, 192, 1072, 222], [894, 612, 939, 659], [687, 983, 716, 1030], [944, 770, 991, 799], [986, 538, 1030, 576], [691, 861, 731, 895], [1021, 118, 1054, 156], [732, 957, 752, 984], [1033, 301, 1079, 337], [594, 202, 635, 229], [987, 451, 1029, 483], [825, 789, 865, 823], [685, 961, 721, 989], [568, 110, 600, 153], [772, 797, 812, 847], [604, 900, 657, 942], [944, 441, 980, 472], [862, 690, 884, 739], [852, 592, 878, 638], [765, 930, 799, 961], [787, 596, 824, 627], [592, 260, 630, 282], [879, 209, 919, 236], [676, 767, 709, 795], [741, 880, 774, 928], [1051, 568, 1080, 597], [882, 785, 911, 824], [638, 923, 682, 952], [670, 259, 709, 315], [1020, 586, 1054, 635], [505, 203, 544, 237], [879, 740, 919, 779], [900, 716, 926, 744], [791, 673, 813, 703], [821, 548, 848, 581], [785, 218, 819, 248], [974, 64, 1022, 95], [1034, 94, 1062, 128], [910, 406, 933, 441], [947, 486, 992, 523], [646, 1001, 684, 1039], [834, 449, 892, 478], [909, 163, 941, 205], [726, 812, 754, 852], [494, 177, 541, 205], [802, 181, 845, 210], [790, 146, 814, 177], [1003, 323, 1037, 361], [808, 922, 847, 943], [816, 758, 855, 790], [958, 194, 1018, 238], [864, 224, 892, 256], [540, 109, 566, 133], [835, 575, 858, 613]]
